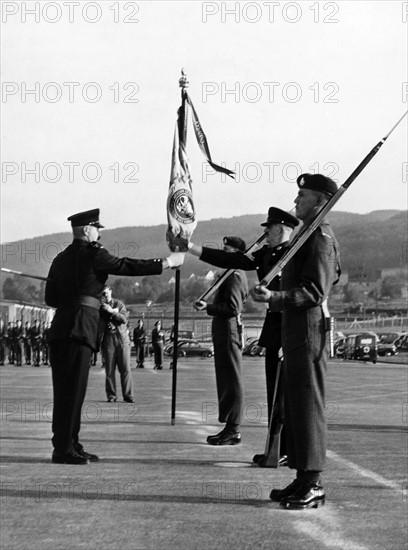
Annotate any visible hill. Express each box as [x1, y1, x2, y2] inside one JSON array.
[[1, 210, 407, 283]]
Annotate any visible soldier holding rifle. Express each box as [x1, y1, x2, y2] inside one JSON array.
[[252, 174, 341, 509], [193, 236, 248, 445], [188, 208, 299, 462]]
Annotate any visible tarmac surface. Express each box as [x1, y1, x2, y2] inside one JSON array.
[[1, 353, 407, 550]]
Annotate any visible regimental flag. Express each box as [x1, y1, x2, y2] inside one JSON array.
[[166, 80, 235, 252], [166, 103, 197, 252]]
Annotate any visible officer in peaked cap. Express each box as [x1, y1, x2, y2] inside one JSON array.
[[67, 208, 105, 228], [260, 207, 299, 229], [187, 208, 299, 460], [45, 208, 185, 465], [252, 174, 341, 509]]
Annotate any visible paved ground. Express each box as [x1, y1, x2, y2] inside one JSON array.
[[0, 354, 407, 550]]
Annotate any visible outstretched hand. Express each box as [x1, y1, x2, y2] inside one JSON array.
[[166, 252, 186, 269]]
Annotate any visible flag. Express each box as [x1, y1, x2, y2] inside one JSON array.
[[166, 102, 197, 252]]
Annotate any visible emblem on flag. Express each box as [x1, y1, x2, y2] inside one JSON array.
[[166, 70, 235, 252]]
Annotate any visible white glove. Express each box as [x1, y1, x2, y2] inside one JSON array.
[[194, 300, 207, 311], [166, 252, 185, 269]]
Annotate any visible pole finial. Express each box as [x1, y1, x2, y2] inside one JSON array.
[[179, 68, 189, 89]]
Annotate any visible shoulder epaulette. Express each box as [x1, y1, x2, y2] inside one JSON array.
[[317, 226, 333, 239]]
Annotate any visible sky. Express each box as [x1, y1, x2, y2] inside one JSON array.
[[1, 0, 407, 243]]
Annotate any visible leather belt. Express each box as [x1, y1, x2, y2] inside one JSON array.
[[70, 296, 101, 310]]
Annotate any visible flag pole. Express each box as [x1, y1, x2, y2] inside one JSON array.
[[171, 69, 189, 425]]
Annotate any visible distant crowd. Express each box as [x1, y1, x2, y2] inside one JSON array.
[[0, 318, 51, 367]]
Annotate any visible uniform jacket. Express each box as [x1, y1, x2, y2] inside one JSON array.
[[151, 327, 166, 345], [206, 270, 248, 319], [30, 325, 42, 345], [268, 223, 341, 315], [133, 325, 146, 343], [200, 244, 288, 346], [45, 239, 163, 350]]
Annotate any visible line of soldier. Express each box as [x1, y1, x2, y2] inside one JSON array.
[[0, 318, 51, 367]]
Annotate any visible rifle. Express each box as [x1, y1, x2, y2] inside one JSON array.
[[195, 233, 266, 306], [258, 111, 408, 287], [1, 267, 49, 282], [254, 358, 284, 468]]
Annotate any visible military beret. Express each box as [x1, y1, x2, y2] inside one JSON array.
[[261, 207, 299, 229], [223, 236, 246, 252], [67, 208, 104, 228], [297, 173, 338, 197]]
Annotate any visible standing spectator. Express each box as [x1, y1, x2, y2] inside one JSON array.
[[13, 320, 24, 367], [30, 319, 42, 367], [193, 236, 249, 445], [151, 320, 166, 370], [45, 208, 184, 465], [253, 174, 341, 509], [0, 318, 6, 366], [100, 286, 134, 403], [133, 319, 146, 368], [7, 321, 15, 364], [23, 321, 32, 365], [42, 322, 50, 366]]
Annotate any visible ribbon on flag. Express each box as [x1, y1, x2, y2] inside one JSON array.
[[186, 93, 235, 179], [166, 72, 234, 252]]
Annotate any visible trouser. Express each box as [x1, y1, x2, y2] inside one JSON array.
[[24, 342, 31, 364], [0, 340, 5, 364], [50, 338, 92, 455], [283, 308, 328, 472], [103, 344, 133, 399], [135, 343, 145, 365], [13, 341, 22, 366], [8, 343, 14, 364], [212, 317, 243, 426], [153, 343, 164, 367], [31, 343, 41, 366], [42, 343, 49, 364]]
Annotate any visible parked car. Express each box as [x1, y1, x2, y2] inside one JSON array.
[[344, 333, 377, 363], [165, 339, 214, 358], [377, 342, 398, 356], [395, 334, 408, 350], [243, 338, 265, 357], [376, 333, 400, 356]]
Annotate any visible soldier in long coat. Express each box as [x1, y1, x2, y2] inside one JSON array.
[[188, 208, 299, 462], [45, 208, 184, 465], [253, 174, 341, 510]]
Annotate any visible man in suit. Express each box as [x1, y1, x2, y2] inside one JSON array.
[[45, 208, 184, 465], [188, 208, 299, 462], [100, 286, 134, 403], [253, 174, 341, 509], [193, 236, 249, 445]]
